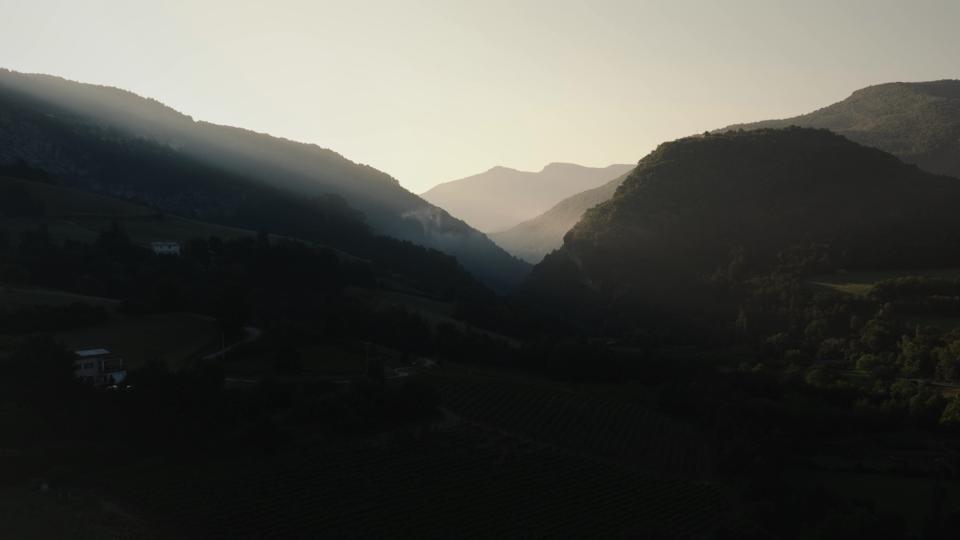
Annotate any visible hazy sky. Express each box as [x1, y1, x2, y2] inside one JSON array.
[[2, 0, 959, 192]]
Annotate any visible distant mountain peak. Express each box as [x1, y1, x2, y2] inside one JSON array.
[[539, 162, 584, 173], [422, 162, 634, 233]]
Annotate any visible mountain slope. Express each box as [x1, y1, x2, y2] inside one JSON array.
[[0, 169, 508, 311], [726, 80, 960, 178], [522, 128, 960, 319], [501, 80, 960, 265], [0, 173, 261, 247], [422, 163, 632, 233], [490, 170, 632, 263], [0, 69, 529, 289]]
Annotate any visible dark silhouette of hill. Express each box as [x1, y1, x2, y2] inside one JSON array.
[[0, 69, 529, 289], [522, 128, 960, 321], [726, 80, 960, 179], [422, 163, 632, 233], [490, 170, 632, 263]]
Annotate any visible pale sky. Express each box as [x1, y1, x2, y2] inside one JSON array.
[[2, 0, 959, 193]]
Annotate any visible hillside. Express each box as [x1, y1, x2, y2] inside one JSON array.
[[0, 171, 513, 314], [0, 174, 260, 247], [490, 170, 631, 263], [422, 162, 632, 233], [726, 80, 960, 179], [500, 80, 960, 265], [522, 128, 960, 320], [0, 69, 529, 289]]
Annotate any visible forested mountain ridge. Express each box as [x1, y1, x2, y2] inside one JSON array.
[[422, 162, 632, 233], [0, 68, 529, 289], [522, 128, 960, 332], [490, 170, 632, 263], [726, 80, 960, 179], [498, 80, 960, 266]]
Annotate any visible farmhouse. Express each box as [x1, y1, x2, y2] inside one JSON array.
[[151, 241, 181, 256], [73, 348, 127, 387]]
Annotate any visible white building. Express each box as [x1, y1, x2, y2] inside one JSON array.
[[151, 241, 181, 256], [73, 348, 127, 387]]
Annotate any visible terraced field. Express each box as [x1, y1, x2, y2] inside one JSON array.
[[425, 371, 713, 478], [104, 424, 728, 539]]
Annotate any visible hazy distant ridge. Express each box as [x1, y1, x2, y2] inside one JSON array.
[[422, 162, 632, 233], [490, 170, 631, 263]]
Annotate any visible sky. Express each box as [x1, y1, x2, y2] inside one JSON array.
[[2, 0, 959, 193]]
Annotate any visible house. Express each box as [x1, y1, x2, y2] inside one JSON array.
[[151, 241, 181, 256], [73, 348, 127, 387]]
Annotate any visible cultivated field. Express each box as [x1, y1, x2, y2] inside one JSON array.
[[0, 485, 157, 540], [424, 370, 714, 478], [103, 423, 729, 539], [785, 467, 958, 535]]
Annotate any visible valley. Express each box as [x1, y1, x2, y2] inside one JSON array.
[[3, 64, 960, 538]]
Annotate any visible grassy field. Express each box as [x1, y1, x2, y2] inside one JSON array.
[[348, 287, 519, 345], [809, 268, 960, 331], [1, 175, 155, 218], [55, 312, 218, 371], [1, 176, 369, 267], [0, 286, 120, 309], [1, 175, 257, 246], [809, 268, 960, 296], [3, 213, 257, 247], [0, 286, 218, 370]]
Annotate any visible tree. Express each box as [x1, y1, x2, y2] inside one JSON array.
[[939, 396, 960, 429], [860, 316, 897, 353], [933, 337, 960, 382], [898, 331, 936, 378]]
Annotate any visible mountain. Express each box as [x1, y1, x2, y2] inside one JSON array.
[[521, 128, 960, 325], [421, 162, 633, 233], [726, 80, 960, 178], [490, 170, 632, 263], [499, 80, 960, 265], [0, 69, 529, 289]]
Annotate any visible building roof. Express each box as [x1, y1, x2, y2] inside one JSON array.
[[74, 348, 112, 357]]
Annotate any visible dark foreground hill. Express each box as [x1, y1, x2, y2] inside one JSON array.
[[727, 80, 960, 179], [0, 69, 529, 289], [522, 128, 960, 326], [499, 80, 960, 266]]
